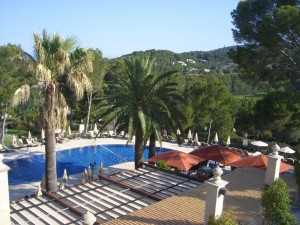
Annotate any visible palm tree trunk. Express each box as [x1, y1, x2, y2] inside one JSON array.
[[148, 132, 156, 165], [134, 122, 144, 169], [207, 119, 213, 144], [45, 83, 57, 192], [1, 113, 7, 146], [85, 93, 92, 134]]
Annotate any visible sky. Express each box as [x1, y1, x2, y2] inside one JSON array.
[[0, 1, 240, 59]]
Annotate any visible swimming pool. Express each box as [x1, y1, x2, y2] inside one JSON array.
[[6, 144, 170, 185]]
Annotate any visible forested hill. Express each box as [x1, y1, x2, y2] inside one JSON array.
[[119, 46, 237, 75]]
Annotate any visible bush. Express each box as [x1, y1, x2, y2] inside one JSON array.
[[207, 212, 238, 225], [262, 178, 296, 225], [155, 160, 171, 170]]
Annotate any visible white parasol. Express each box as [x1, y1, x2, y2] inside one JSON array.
[[194, 132, 199, 144], [214, 132, 219, 143], [81, 173, 86, 184], [93, 123, 98, 134], [226, 135, 231, 146], [187, 129, 192, 139], [68, 126, 72, 136], [279, 146, 295, 154], [98, 161, 103, 175], [28, 131, 32, 140], [62, 169, 68, 183], [251, 141, 268, 147], [35, 183, 43, 197], [176, 128, 181, 135], [12, 135, 17, 144]]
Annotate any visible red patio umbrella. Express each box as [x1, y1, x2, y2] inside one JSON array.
[[148, 150, 205, 171], [227, 154, 293, 172], [189, 145, 244, 165]]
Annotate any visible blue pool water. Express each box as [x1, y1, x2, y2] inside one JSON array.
[[6, 144, 170, 185]]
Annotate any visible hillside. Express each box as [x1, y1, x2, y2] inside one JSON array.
[[119, 46, 238, 75]]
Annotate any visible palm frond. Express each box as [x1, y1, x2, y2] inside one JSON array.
[[36, 64, 52, 85], [66, 73, 85, 99], [11, 84, 31, 107]]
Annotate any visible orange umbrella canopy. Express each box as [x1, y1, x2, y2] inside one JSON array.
[[189, 145, 244, 165], [227, 155, 293, 172], [148, 150, 205, 171]]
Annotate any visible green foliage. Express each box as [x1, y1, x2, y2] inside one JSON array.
[[295, 165, 300, 198], [262, 178, 296, 225], [207, 212, 238, 225], [230, 0, 300, 89], [185, 75, 239, 142], [99, 57, 186, 168], [155, 160, 171, 170], [120, 48, 237, 76]]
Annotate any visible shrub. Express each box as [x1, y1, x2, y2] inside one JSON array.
[[155, 160, 171, 170], [207, 212, 238, 225], [261, 178, 296, 225]]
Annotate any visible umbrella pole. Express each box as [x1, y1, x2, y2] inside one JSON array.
[[206, 119, 213, 144]]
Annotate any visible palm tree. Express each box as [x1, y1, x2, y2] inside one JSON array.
[[99, 57, 185, 169], [12, 29, 92, 192]]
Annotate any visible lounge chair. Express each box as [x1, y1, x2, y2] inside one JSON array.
[[108, 130, 115, 137], [25, 139, 38, 147], [17, 139, 27, 147]]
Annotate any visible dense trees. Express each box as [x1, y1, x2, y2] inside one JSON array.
[[230, 0, 300, 143], [185, 75, 239, 143]]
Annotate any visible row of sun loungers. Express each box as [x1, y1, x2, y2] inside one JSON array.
[[11, 137, 42, 149]]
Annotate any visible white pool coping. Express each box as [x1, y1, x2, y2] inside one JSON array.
[[3, 137, 195, 201]]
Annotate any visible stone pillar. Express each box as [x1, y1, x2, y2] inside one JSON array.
[[204, 166, 229, 224], [265, 143, 283, 186], [0, 153, 10, 225]]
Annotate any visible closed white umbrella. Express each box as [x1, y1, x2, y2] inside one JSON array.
[[87, 166, 92, 181], [59, 179, 65, 190], [187, 129, 192, 139], [12, 135, 17, 144], [84, 169, 89, 182], [81, 173, 86, 184], [98, 161, 103, 175], [194, 132, 199, 143], [62, 169, 68, 183], [68, 126, 71, 136], [28, 131, 32, 140], [279, 146, 295, 154], [176, 128, 181, 135], [93, 123, 98, 135], [226, 135, 231, 146], [214, 133, 219, 143], [35, 183, 42, 197]]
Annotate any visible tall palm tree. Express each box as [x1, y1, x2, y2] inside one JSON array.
[[100, 57, 185, 169], [12, 29, 92, 192]]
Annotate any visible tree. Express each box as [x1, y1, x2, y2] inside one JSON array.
[[99, 57, 185, 169], [0, 44, 34, 146], [230, 0, 300, 90], [12, 29, 92, 192], [185, 75, 239, 143], [83, 48, 108, 133], [262, 178, 296, 224]]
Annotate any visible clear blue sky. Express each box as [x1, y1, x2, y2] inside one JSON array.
[[0, 1, 240, 58]]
